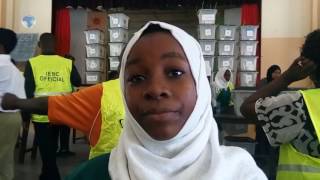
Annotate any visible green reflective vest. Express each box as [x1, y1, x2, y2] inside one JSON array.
[[89, 79, 125, 159], [30, 55, 73, 123], [277, 89, 320, 180]]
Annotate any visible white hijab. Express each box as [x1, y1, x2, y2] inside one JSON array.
[[109, 21, 266, 180], [215, 68, 233, 90]]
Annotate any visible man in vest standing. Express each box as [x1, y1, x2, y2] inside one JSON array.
[[23, 33, 81, 180], [241, 29, 320, 180]]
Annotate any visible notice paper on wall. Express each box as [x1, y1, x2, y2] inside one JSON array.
[[10, 33, 38, 62]]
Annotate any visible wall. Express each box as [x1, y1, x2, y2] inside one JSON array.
[[261, 0, 317, 87], [0, 0, 51, 34], [14, 0, 52, 34], [0, 0, 15, 29]]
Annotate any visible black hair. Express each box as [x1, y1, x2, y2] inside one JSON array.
[[266, 65, 281, 83], [39, 33, 55, 52], [301, 29, 320, 64], [108, 70, 119, 80], [141, 24, 171, 37], [64, 54, 75, 61], [0, 28, 17, 54]]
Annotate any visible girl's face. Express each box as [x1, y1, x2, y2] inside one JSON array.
[[224, 70, 231, 82], [272, 69, 281, 80], [124, 32, 197, 141]]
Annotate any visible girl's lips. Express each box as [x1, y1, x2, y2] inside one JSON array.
[[142, 111, 179, 122]]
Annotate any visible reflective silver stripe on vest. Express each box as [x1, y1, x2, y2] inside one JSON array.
[[278, 164, 320, 173], [35, 92, 70, 97]]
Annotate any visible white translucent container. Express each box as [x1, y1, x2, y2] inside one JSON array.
[[86, 72, 101, 84], [217, 25, 238, 40], [240, 56, 258, 71], [240, 41, 258, 56], [239, 72, 258, 87], [204, 60, 213, 76], [199, 40, 216, 56], [109, 57, 120, 71], [203, 56, 215, 71], [108, 43, 126, 57], [84, 30, 105, 44], [240, 25, 259, 40], [85, 44, 106, 58], [109, 28, 129, 42], [108, 13, 129, 29], [85, 58, 105, 72], [218, 41, 238, 56], [197, 9, 217, 24], [217, 56, 237, 71], [232, 90, 255, 116], [198, 24, 217, 39]]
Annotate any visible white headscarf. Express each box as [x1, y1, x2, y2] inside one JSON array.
[[214, 68, 233, 90], [109, 21, 266, 180]]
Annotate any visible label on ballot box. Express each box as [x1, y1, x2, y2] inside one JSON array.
[[205, 29, 212, 36], [245, 74, 253, 83], [223, 61, 230, 67], [205, 45, 212, 51], [202, 14, 215, 22], [246, 30, 254, 37], [224, 45, 231, 52], [246, 46, 253, 53], [225, 30, 232, 37], [89, 34, 96, 40]]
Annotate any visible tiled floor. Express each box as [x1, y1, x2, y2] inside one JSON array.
[[14, 130, 90, 180]]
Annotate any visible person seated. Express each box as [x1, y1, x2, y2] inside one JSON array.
[[212, 68, 234, 114], [257, 64, 281, 89]]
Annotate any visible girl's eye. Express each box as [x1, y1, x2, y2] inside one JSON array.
[[128, 75, 145, 84], [168, 69, 184, 77]]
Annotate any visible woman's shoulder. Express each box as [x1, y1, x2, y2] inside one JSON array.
[[65, 153, 111, 180]]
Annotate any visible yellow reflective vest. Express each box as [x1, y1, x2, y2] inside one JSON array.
[[277, 89, 320, 180], [30, 55, 73, 123], [89, 79, 125, 159]]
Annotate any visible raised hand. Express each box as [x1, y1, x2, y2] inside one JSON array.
[[282, 56, 318, 83]]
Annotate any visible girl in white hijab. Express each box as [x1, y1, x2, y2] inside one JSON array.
[[109, 21, 265, 180], [212, 68, 234, 113], [65, 21, 266, 180]]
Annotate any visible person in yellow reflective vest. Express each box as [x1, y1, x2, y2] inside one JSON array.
[[23, 33, 81, 180], [241, 29, 320, 180]]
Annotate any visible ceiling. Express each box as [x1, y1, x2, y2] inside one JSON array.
[[54, 0, 260, 10]]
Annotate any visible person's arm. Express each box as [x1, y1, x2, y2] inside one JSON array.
[[48, 84, 103, 145], [240, 57, 317, 119], [2, 93, 48, 114], [23, 61, 35, 98], [71, 64, 81, 87]]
